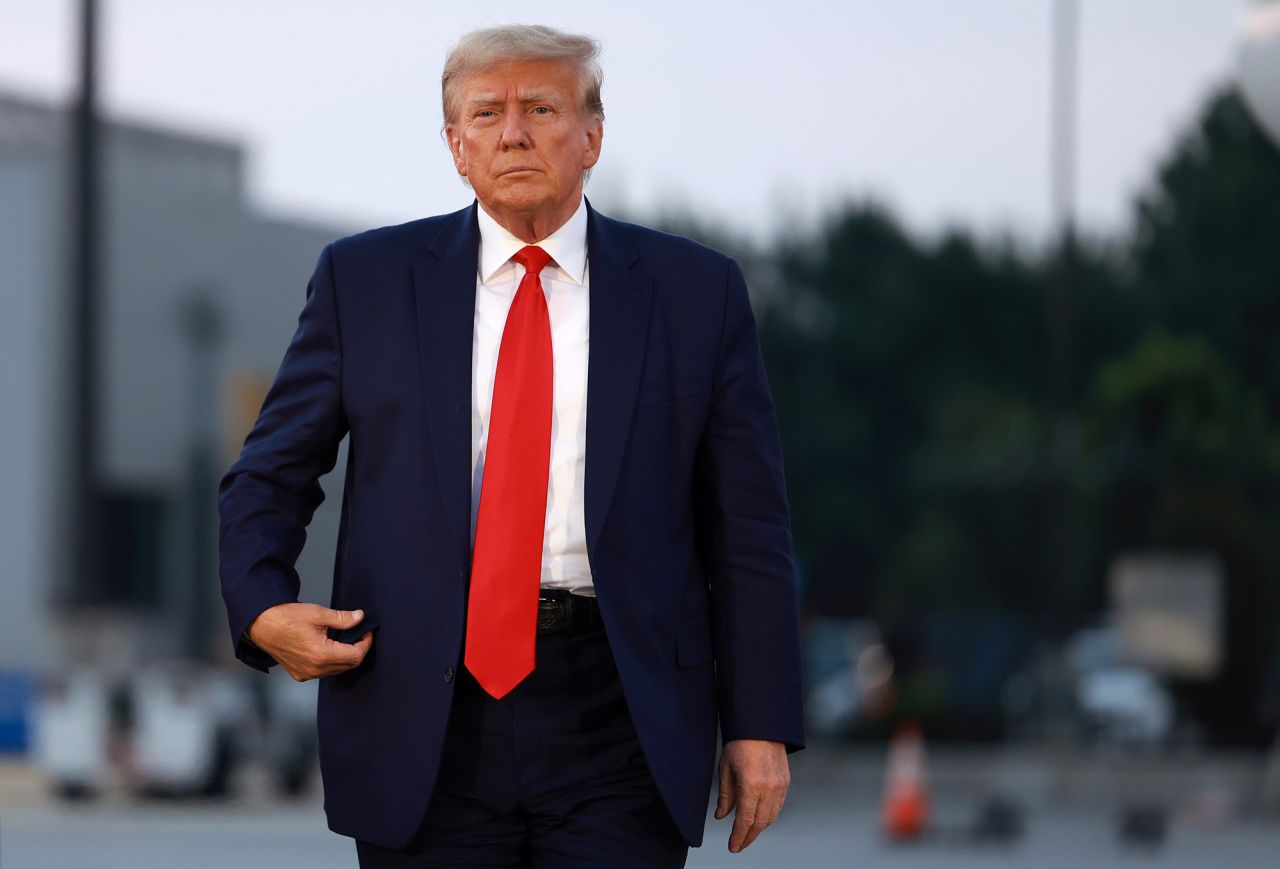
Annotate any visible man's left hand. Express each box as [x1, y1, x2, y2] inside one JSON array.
[[714, 738, 791, 853]]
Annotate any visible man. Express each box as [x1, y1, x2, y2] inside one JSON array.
[[218, 23, 803, 867]]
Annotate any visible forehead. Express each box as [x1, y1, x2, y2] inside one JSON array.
[[458, 58, 579, 101]]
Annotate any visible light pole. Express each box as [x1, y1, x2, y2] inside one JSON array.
[[1045, 0, 1079, 640], [65, 0, 103, 608]]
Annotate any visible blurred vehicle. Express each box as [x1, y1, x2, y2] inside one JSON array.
[[31, 669, 110, 800], [1077, 667, 1173, 745], [130, 663, 320, 800], [1068, 624, 1174, 746], [130, 663, 244, 798], [805, 618, 887, 736]]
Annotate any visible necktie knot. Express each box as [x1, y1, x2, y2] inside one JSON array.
[[512, 245, 553, 277]]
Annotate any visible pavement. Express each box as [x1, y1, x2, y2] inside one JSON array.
[[2, 746, 1278, 868]]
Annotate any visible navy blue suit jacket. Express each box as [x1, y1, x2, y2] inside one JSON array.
[[217, 200, 805, 850]]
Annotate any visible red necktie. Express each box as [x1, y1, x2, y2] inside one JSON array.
[[465, 245, 555, 699]]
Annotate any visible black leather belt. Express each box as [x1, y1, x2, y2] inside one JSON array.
[[537, 588, 602, 636]]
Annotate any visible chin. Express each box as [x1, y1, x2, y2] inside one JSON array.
[[490, 189, 553, 213]]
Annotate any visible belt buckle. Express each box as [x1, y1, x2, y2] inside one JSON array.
[[537, 590, 572, 634]]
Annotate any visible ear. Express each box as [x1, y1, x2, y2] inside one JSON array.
[[445, 123, 468, 177], [581, 116, 603, 171]]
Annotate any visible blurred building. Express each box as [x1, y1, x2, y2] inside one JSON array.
[[0, 87, 353, 691]]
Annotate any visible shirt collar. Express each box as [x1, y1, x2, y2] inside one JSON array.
[[476, 196, 588, 286]]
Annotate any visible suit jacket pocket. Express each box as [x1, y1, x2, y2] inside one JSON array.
[[637, 373, 709, 408], [674, 618, 713, 669]]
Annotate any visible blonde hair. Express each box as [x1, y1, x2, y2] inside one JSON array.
[[441, 24, 604, 127]]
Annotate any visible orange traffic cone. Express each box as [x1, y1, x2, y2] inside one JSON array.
[[881, 722, 930, 841]]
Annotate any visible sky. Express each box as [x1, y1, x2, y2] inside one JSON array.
[[0, 0, 1254, 245]]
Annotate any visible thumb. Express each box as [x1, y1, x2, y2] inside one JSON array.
[[315, 607, 364, 629], [715, 755, 736, 820]]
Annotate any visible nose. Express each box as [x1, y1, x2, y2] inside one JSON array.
[[498, 111, 531, 149]]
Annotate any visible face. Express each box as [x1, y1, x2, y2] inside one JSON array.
[[446, 59, 603, 230]]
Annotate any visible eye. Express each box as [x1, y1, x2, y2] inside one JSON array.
[[532, 106, 553, 115]]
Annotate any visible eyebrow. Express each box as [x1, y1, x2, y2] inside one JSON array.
[[465, 90, 565, 109], [517, 90, 561, 103]]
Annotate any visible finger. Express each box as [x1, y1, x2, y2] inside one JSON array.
[[745, 779, 789, 847], [351, 631, 374, 661], [335, 631, 373, 662], [739, 798, 781, 851], [314, 607, 365, 629], [312, 632, 368, 673], [728, 793, 760, 853], [715, 755, 735, 820]]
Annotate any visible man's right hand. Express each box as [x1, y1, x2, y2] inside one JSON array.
[[246, 603, 373, 681]]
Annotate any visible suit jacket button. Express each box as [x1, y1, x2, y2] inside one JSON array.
[[444, 666, 455, 682]]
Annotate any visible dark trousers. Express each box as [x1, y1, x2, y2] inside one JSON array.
[[355, 625, 689, 868]]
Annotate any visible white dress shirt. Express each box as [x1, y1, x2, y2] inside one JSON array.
[[470, 197, 593, 591]]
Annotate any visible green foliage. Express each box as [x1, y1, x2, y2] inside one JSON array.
[[1131, 88, 1280, 398], [653, 87, 1280, 743], [1085, 328, 1280, 484]]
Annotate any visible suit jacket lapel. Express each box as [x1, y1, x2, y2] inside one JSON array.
[[412, 203, 479, 577], [584, 201, 653, 560]]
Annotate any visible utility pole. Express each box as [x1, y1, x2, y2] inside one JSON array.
[[65, 0, 102, 607], [1045, 0, 1079, 639], [1041, 0, 1080, 760]]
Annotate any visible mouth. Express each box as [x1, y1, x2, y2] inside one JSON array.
[[499, 167, 539, 176]]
